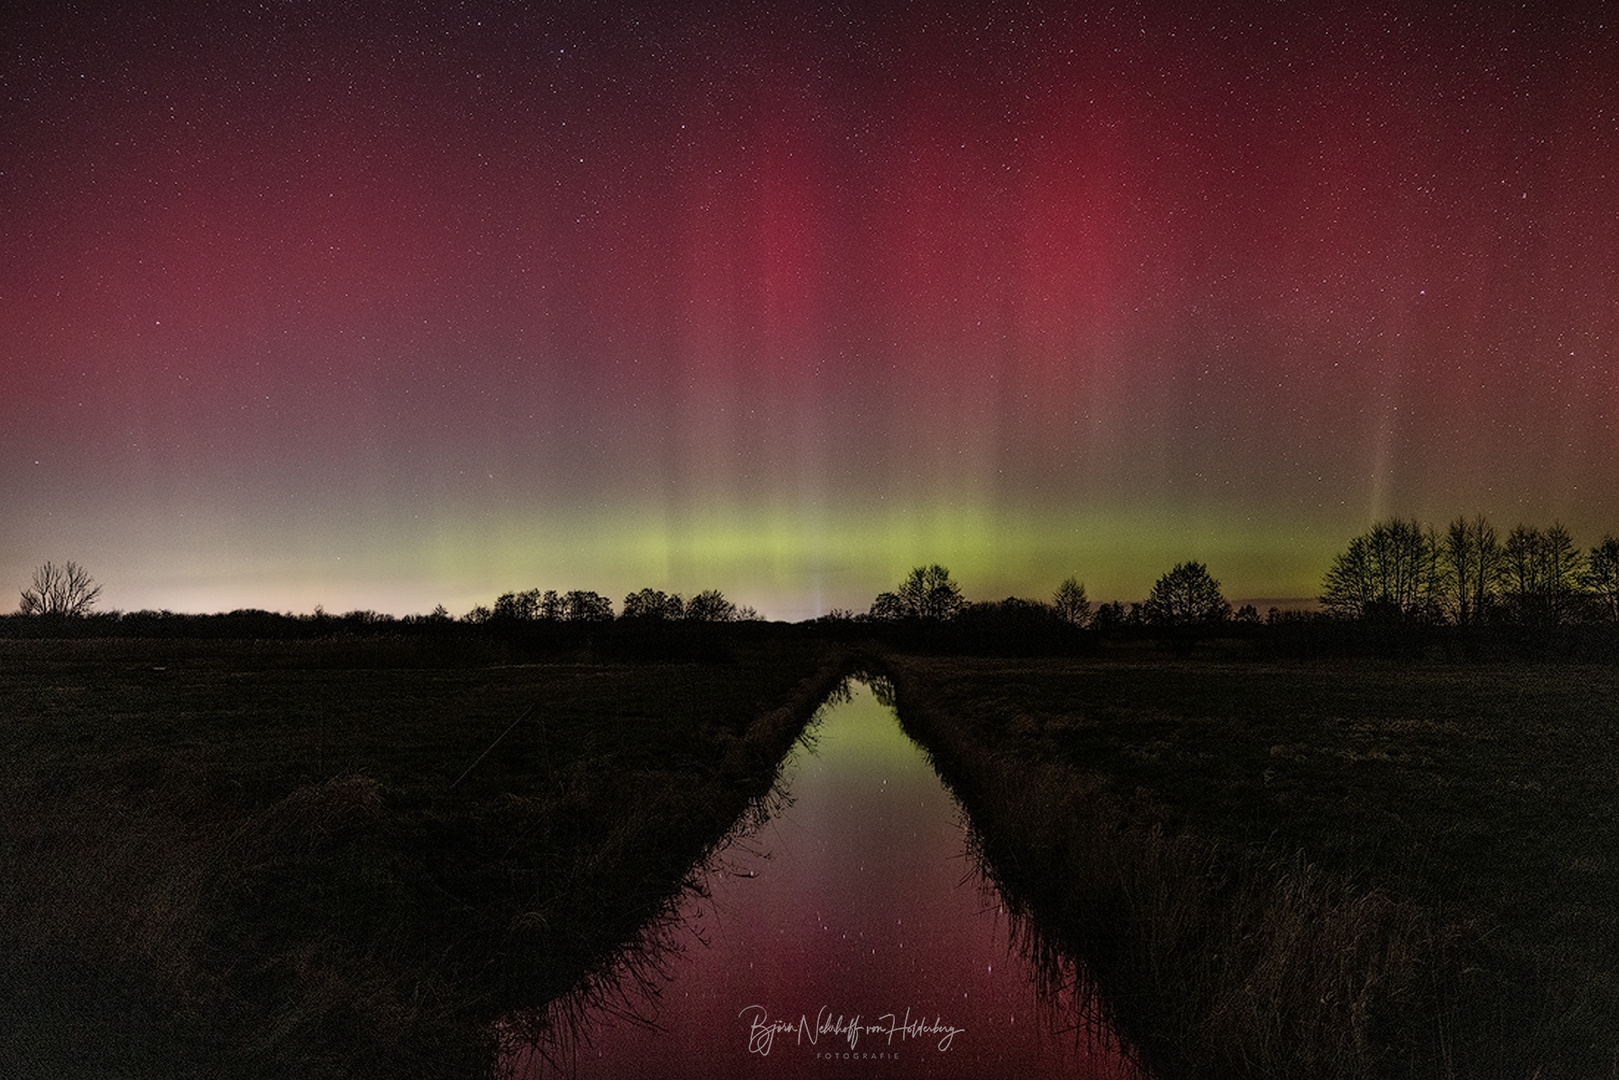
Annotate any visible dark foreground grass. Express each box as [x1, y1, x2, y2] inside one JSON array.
[[0, 634, 845, 1079], [882, 653, 1619, 1080]]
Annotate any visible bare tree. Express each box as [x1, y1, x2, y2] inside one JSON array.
[[684, 589, 737, 622], [1319, 518, 1443, 622], [867, 591, 904, 621], [894, 564, 966, 620], [1144, 561, 1230, 629], [562, 590, 614, 622], [1542, 522, 1587, 625], [493, 588, 543, 620], [1585, 535, 1619, 624], [539, 589, 565, 620], [1444, 514, 1502, 626], [19, 560, 102, 616], [1501, 524, 1544, 623], [1502, 522, 1586, 626], [1052, 576, 1091, 626], [622, 588, 685, 620]]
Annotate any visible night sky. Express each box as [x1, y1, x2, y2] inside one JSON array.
[[5, 2, 1616, 620]]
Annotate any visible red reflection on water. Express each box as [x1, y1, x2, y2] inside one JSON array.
[[506, 681, 1150, 1079]]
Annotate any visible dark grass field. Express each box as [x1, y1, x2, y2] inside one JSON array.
[[0, 634, 845, 1079], [883, 652, 1619, 1080], [6, 633, 1617, 1079]]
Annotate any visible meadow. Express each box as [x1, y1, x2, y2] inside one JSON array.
[[881, 652, 1619, 1080], [0, 631, 845, 1079], [3, 629, 1615, 1079]]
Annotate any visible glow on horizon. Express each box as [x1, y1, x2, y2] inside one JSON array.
[[49, 495, 1341, 621]]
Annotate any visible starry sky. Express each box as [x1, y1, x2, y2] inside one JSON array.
[[4, 2, 1617, 620]]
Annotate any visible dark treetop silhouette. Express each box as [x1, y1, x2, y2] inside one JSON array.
[[18, 561, 101, 616]]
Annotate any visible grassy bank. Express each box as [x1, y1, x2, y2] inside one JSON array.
[[0, 635, 845, 1079], [880, 653, 1619, 1080]]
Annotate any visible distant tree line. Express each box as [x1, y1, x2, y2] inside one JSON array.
[[3, 564, 759, 651], [857, 562, 1228, 631], [466, 588, 614, 624], [841, 561, 1234, 655], [1320, 515, 1619, 627], [19, 516, 1619, 659], [461, 586, 756, 625]]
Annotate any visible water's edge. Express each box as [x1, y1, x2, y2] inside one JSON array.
[[495, 658, 853, 1072], [508, 663, 1152, 1078]]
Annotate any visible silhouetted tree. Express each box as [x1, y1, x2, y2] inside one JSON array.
[[1090, 600, 1127, 633], [1443, 514, 1502, 626], [19, 560, 102, 616], [621, 588, 685, 620], [1500, 524, 1542, 624], [1319, 518, 1443, 622], [867, 591, 905, 621], [684, 588, 737, 622], [562, 590, 614, 622], [1144, 561, 1230, 631], [493, 588, 542, 620], [1541, 522, 1586, 625], [1585, 535, 1619, 624], [539, 590, 565, 620], [1052, 576, 1091, 626], [1502, 522, 1585, 626], [1234, 603, 1260, 624], [894, 564, 966, 620]]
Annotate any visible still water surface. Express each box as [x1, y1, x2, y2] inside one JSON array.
[[509, 680, 1148, 1078]]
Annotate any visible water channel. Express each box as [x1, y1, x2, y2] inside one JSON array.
[[506, 679, 1149, 1078]]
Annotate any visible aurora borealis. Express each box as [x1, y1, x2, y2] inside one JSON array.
[[5, 3, 1616, 620]]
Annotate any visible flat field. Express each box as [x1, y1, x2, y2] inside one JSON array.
[[7, 637, 1614, 1079], [0, 634, 842, 1079], [885, 653, 1619, 1080]]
